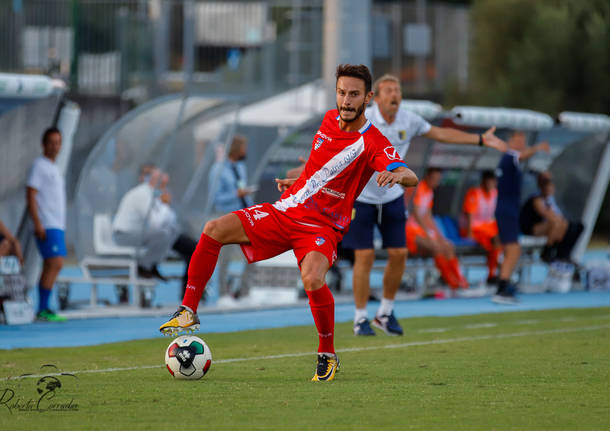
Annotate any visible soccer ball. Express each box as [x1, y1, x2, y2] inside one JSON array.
[[165, 335, 212, 380]]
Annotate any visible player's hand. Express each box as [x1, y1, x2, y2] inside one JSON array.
[[236, 188, 251, 198], [376, 171, 401, 188], [536, 141, 551, 153], [13, 241, 24, 265], [160, 191, 172, 204], [275, 178, 297, 192], [34, 224, 46, 240], [482, 127, 508, 152]]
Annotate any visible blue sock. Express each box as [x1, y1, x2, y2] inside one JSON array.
[[38, 285, 51, 312]]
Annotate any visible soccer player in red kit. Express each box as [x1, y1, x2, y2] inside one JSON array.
[[160, 64, 418, 381]]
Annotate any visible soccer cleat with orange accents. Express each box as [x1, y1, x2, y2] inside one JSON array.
[[311, 353, 340, 382], [159, 306, 200, 336]]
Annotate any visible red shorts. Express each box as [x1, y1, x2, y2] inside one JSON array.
[[234, 203, 342, 267]]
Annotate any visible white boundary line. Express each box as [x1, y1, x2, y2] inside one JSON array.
[[6, 324, 609, 380]]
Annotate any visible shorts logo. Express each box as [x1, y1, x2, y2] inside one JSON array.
[[331, 250, 337, 264], [186, 284, 196, 291], [384, 145, 401, 160], [314, 137, 324, 150], [315, 236, 326, 246]]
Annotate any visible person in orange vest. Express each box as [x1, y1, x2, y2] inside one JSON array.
[[462, 170, 501, 285], [406, 167, 467, 289]]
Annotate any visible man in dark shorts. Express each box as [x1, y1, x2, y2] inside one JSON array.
[[520, 171, 584, 262], [159, 64, 418, 381], [494, 131, 549, 304]]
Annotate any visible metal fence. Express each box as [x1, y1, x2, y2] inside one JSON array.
[[1, 0, 323, 100]]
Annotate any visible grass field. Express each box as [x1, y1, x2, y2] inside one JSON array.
[[1, 307, 609, 430]]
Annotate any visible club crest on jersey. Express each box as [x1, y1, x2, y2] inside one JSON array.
[[398, 130, 406, 140], [315, 236, 326, 246], [314, 137, 325, 150], [384, 146, 401, 160]]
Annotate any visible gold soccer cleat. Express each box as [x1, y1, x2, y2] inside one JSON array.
[[159, 306, 200, 336], [311, 353, 340, 382]]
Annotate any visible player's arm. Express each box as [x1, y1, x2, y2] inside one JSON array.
[[286, 156, 307, 178], [532, 196, 564, 223], [462, 190, 475, 237], [518, 141, 550, 161], [412, 205, 441, 240], [26, 186, 45, 240], [376, 165, 418, 188], [0, 220, 23, 263], [464, 213, 473, 238], [424, 126, 507, 152]]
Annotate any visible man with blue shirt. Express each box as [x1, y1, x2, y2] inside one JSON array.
[[209, 134, 255, 297], [209, 135, 254, 214], [493, 131, 549, 304], [26, 127, 67, 322]]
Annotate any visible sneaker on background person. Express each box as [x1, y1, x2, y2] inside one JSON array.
[[353, 317, 376, 336]]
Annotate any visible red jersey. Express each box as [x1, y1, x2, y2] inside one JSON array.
[[272, 109, 407, 231]]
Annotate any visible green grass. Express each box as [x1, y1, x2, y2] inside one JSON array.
[[1, 308, 609, 430]]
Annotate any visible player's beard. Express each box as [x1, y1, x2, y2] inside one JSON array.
[[337, 101, 366, 123]]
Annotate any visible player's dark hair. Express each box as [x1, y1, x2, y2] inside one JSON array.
[[42, 127, 61, 145], [481, 169, 496, 181], [425, 167, 442, 176], [335, 64, 372, 93]]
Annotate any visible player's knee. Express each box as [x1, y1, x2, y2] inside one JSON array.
[[301, 272, 325, 291], [354, 249, 375, 267], [202, 219, 223, 240], [49, 257, 64, 271], [387, 248, 408, 262]]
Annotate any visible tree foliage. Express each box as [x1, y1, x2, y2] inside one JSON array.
[[469, 0, 610, 115]]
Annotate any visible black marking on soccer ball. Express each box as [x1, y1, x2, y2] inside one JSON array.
[[176, 345, 197, 369]]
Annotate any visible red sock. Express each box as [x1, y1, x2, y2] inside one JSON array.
[[305, 284, 335, 355], [435, 255, 459, 288], [182, 233, 222, 312], [449, 257, 468, 288]]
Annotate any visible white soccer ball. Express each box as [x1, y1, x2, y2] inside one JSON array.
[[165, 335, 212, 380]]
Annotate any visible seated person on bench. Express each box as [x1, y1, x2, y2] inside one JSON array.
[[520, 171, 584, 263], [462, 170, 501, 284], [113, 165, 196, 290], [0, 219, 23, 264], [406, 167, 468, 289]]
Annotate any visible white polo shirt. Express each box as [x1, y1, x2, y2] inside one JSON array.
[[26, 156, 66, 230], [113, 183, 178, 234], [357, 104, 431, 204]]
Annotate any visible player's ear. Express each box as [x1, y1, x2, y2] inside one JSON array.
[[365, 91, 374, 105]]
